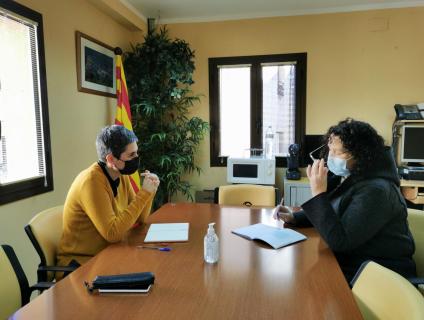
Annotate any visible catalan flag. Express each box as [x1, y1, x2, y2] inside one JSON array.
[[114, 48, 141, 193]]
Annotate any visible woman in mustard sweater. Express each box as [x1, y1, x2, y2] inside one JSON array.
[[57, 125, 159, 273]]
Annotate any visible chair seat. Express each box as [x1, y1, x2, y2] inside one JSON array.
[[352, 261, 424, 320], [215, 184, 277, 207], [0, 244, 56, 319], [25, 205, 69, 283], [408, 208, 424, 296]]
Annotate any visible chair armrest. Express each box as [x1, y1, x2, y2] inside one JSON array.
[[30, 281, 54, 292], [38, 265, 77, 272]]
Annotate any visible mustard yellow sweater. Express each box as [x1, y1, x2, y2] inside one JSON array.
[[57, 163, 154, 267]]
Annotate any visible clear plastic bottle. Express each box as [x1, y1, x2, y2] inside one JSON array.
[[204, 222, 219, 263], [265, 126, 274, 159]]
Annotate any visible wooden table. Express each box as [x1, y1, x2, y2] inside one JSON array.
[[13, 203, 362, 320]]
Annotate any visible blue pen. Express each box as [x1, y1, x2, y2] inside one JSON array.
[[137, 245, 171, 251]]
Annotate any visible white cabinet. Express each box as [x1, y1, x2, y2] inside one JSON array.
[[283, 177, 312, 207]]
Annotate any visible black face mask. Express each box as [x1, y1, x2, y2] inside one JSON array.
[[118, 156, 139, 175]]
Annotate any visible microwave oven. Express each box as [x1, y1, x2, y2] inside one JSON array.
[[227, 157, 276, 185]]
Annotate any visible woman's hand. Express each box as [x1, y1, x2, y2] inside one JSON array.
[[306, 159, 328, 197], [141, 170, 160, 193], [273, 205, 295, 224]]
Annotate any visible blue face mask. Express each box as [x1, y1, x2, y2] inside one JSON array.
[[327, 155, 351, 177]]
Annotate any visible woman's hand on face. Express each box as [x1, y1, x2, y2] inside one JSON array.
[[306, 159, 328, 197]]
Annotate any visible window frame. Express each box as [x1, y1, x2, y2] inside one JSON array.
[[208, 53, 307, 167], [0, 0, 53, 205]]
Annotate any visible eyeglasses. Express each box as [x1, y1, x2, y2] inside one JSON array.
[[309, 144, 326, 162]]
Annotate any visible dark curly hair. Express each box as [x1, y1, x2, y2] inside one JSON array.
[[321, 118, 385, 175]]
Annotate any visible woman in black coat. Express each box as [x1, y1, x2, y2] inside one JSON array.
[[275, 118, 416, 282]]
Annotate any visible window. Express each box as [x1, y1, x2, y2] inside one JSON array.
[[209, 53, 306, 167], [0, 0, 53, 205]]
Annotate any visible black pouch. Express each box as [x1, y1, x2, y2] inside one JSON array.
[[85, 272, 155, 293]]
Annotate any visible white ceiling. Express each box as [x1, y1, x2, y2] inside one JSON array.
[[124, 0, 424, 24]]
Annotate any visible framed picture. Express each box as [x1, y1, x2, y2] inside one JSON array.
[[76, 31, 116, 97]]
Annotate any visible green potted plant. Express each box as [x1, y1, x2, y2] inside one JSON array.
[[124, 27, 208, 209]]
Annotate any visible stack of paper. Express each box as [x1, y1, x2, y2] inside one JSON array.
[[144, 223, 189, 243]]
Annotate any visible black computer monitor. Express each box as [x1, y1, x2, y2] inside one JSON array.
[[401, 125, 424, 164]]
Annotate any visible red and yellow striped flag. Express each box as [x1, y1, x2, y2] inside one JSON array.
[[115, 49, 141, 193]]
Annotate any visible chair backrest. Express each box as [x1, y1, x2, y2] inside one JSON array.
[[216, 184, 276, 207], [0, 245, 30, 319], [408, 208, 424, 277], [352, 261, 424, 320], [25, 205, 64, 281]]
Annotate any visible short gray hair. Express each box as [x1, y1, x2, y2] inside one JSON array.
[[96, 125, 138, 162]]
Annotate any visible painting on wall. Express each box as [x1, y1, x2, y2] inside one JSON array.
[[76, 31, 116, 97]]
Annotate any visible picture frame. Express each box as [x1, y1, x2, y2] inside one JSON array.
[[76, 31, 116, 97]]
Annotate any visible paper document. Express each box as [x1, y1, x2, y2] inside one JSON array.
[[232, 223, 306, 249], [144, 223, 189, 243]]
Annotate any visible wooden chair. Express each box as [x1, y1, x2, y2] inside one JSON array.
[[25, 205, 76, 283], [214, 184, 276, 207], [351, 260, 424, 320]]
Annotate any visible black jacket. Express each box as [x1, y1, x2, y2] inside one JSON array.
[[294, 147, 416, 282]]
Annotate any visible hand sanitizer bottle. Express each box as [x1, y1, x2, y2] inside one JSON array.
[[204, 222, 219, 263]]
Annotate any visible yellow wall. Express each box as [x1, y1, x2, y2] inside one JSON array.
[[0, 0, 145, 284], [165, 7, 424, 200]]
